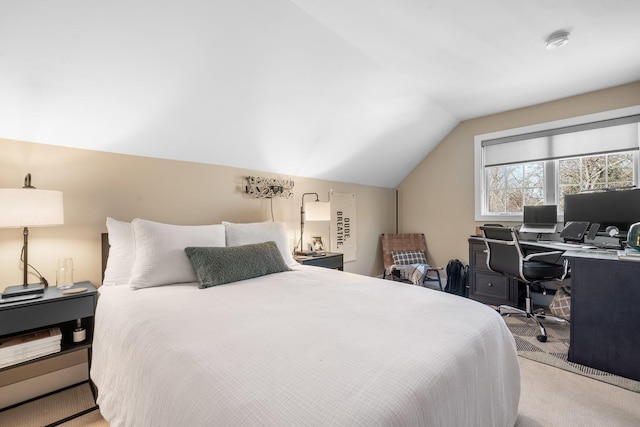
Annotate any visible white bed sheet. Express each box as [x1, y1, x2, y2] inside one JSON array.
[[91, 266, 520, 427]]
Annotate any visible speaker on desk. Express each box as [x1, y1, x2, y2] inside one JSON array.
[[605, 225, 620, 237], [560, 221, 590, 242]]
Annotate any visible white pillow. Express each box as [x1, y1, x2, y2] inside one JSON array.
[[223, 221, 297, 267], [103, 217, 135, 286], [129, 219, 226, 289]]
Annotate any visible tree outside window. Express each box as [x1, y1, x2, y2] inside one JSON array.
[[558, 152, 634, 209], [486, 162, 544, 214], [486, 151, 635, 214]]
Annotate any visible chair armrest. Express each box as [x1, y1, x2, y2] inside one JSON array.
[[523, 251, 563, 261], [524, 252, 569, 281]]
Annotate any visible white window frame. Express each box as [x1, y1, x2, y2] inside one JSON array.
[[474, 105, 640, 222]]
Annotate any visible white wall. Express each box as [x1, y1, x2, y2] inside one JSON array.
[[0, 138, 396, 291], [397, 81, 640, 268]]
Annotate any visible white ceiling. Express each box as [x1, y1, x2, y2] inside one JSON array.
[[1, 0, 639, 188]]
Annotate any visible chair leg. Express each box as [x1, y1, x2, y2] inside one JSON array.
[[500, 283, 568, 343], [498, 305, 526, 316], [419, 269, 443, 291], [528, 312, 549, 342], [525, 283, 534, 316], [534, 312, 569, 325]]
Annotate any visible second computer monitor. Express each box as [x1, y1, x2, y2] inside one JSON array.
[[564, 189, 640, 234], [520, 205, 558, 234]]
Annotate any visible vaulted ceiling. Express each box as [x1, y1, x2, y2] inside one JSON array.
[[1, 1, 639, 187]]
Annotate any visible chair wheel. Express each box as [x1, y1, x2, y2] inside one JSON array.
[[536, 335, 547, 343]]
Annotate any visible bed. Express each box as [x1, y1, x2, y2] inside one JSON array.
[[91, 218, 520, 426]]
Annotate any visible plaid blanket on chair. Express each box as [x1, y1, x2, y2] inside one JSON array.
[[385, 264, 429, 286]]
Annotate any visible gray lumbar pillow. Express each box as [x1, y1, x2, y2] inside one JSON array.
[[185, 241, 291, 288]]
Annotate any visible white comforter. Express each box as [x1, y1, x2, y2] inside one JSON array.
[[91, 266, 520, 427]]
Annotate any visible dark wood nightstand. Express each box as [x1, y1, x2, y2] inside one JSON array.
[[0, 281, 97, 410], [295, 252, 344, 270]]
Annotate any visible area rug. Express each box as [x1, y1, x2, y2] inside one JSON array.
[[0, 383, 106, 427], [502, 314, 640, 393]]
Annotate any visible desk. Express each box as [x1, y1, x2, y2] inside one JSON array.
[[470, 235, 640, 381], [468, 238, 523, 307], [563, 254, 640, 381]]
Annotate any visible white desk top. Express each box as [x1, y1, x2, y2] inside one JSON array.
[[519, 239, 622, 260], [562, 248, 621, 261]]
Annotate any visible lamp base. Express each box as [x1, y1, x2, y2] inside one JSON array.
[[2, 283, 45, 298], [295, 250, 318, 256]]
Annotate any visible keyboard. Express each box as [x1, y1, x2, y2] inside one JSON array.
[[522, 239, 617, 253], [562, 248, 620, 260]]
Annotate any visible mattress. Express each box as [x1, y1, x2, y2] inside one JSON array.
[[91, 265, 520, 426]]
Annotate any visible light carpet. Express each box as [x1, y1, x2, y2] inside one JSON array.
[[503, 314, 640, 393], [2, 364, 639, 426], [0, 382, 107, 427]]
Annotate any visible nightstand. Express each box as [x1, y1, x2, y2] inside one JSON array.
[[295, 252, 344, 270], [0, 281, 97, 410]]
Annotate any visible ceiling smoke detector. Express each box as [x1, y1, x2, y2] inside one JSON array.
[[546, 30, 570, 49]]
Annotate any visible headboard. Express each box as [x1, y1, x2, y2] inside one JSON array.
[[101, 233, 110, 280]]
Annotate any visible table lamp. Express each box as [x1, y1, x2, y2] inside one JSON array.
[[627, 222, 640, 251], [0, 174, 64, 297], [297, 192, 330, 255]]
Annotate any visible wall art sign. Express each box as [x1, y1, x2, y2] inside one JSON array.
[[330, 192, 356, 262]]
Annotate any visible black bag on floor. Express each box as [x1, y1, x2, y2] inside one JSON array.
[[445, 259, 469, 297]]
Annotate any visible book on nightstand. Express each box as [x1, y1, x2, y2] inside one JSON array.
[[0, 327, 62, 369]]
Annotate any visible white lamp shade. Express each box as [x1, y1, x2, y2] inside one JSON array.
[[0, 189, 64, 227], [304, 201, 330, 221]]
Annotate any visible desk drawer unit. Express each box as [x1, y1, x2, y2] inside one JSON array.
[[473, 271, 511, 301], [468, 238, 523, 307]]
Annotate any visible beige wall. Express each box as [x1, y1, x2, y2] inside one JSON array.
[[398, 81, 640, 268], [0, 140, 396, 291]]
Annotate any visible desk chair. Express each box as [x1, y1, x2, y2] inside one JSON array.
[[381, 233, 444, 290], [480, 226, 569, 342]]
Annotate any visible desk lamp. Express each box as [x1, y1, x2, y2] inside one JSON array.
[[0, 174, 64, 297], [297, 193, 330, 255], [628, 222, 640, 251]]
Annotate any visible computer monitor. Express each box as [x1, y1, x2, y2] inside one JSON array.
[[520, 205, 558, 234], [564, 189, 640, 234]]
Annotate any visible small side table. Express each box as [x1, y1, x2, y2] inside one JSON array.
[[0, 281, 97, 413], [295, 252, 344, 270]]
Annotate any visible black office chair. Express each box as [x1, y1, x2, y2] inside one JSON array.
[[480, 225, 569, 342]]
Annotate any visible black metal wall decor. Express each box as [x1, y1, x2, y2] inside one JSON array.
[[244, 176, 294, 199]]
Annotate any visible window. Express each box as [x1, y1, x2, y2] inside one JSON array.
[[558, 152, 635, 209], [475, 106, 640, 222], [486, 161, 544, 213]]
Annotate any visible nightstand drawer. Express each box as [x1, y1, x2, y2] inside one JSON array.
[[0, 294, 95, 337], [473, 271, 510, 300]]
